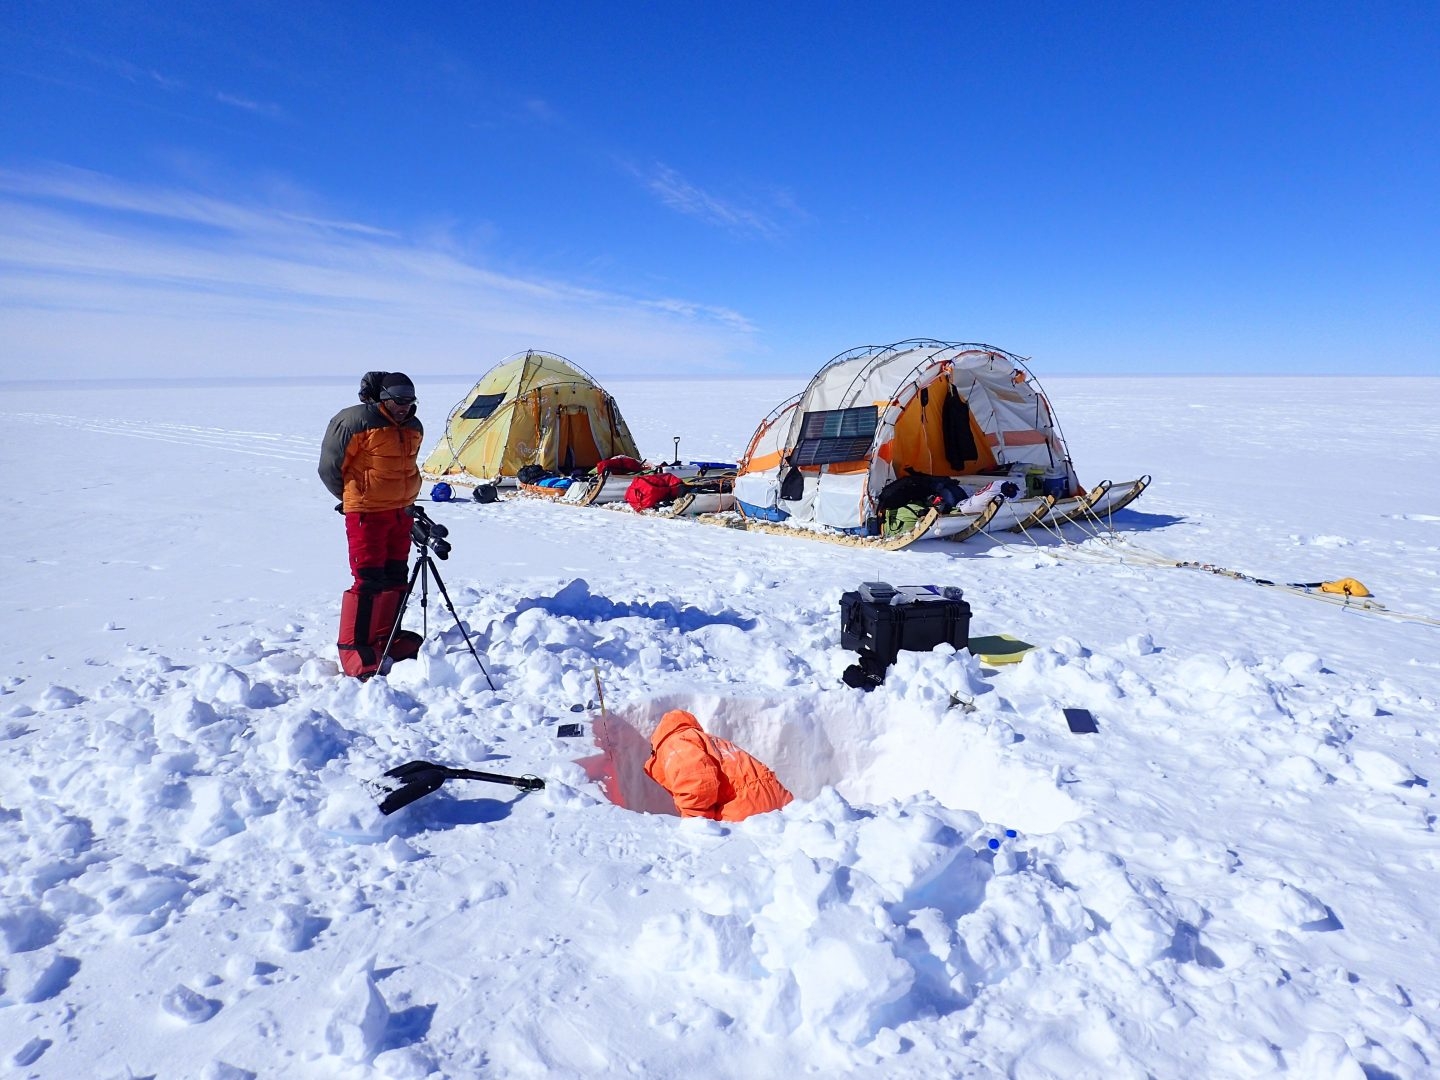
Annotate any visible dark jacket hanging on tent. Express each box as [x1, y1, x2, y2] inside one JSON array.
[[942, 388, 979, 469]]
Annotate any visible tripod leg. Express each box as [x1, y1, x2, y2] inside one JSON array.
[[422, 558, 497, 691], [376, 560, 424, 668]]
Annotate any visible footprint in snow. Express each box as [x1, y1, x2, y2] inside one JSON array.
[[0, 903, 61, 953], [17, 954, 81, 1003], [271, 903, 331, 952], [161, 983, 222, 1023], [12, 1038, 52, 1068], [36, 686, 84, 710]]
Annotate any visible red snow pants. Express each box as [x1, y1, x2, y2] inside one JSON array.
[[345, 508, 412, 590], [338, 509, 421, 678]]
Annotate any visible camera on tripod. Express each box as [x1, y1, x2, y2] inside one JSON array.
[[378, 502, 493, 689], [408, 505, 451, 560]]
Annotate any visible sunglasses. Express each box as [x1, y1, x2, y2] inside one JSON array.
[[385, 397, 417, 408]]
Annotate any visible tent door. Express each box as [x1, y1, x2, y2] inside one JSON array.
[[557, 405, 602, 473], [891, 377, 996, 476]]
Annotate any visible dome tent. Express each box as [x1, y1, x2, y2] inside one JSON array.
[[733, 340, 1082, 535], [423, 351, 640, 481]]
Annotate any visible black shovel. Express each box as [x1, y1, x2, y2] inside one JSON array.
[[370, 760, 546, 815]]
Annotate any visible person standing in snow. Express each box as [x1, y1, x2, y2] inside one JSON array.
[[644, 710, 794, 821], [318, 372, 425, 678]]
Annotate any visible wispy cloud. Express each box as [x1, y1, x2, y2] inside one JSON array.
[[214, 91, 284, 118], [0, 166, 757, 380], [633, 163, 793, 241], [642, 296, 753, 333], [72, 50, 284, 121], [521, 98, 559, 123], [103, 56, 185, 92]]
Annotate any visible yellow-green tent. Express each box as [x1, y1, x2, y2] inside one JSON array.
[[423, 351, 641, 480]]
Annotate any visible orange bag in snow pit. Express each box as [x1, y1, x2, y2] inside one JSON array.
[[644, 710, 793, 821], [625, 473, 683, 511]]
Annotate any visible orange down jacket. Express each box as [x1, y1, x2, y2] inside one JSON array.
[[318, 403, 424, 513], [643, 710, 793, 821]]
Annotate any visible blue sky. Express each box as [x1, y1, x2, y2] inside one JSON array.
[[2, 2, 1437, 380]]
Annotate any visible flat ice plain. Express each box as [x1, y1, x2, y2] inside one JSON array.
[[1, 374, 1438, 1078]]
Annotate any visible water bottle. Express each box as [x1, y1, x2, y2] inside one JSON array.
[[987, 829, 1022, 874]]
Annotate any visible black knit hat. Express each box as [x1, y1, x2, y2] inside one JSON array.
[[379, 373, 416, 402]]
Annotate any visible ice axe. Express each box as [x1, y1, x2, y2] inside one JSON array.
[[369, 760, 545, 815]]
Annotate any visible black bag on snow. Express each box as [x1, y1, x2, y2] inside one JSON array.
[[840, 582, 971, 667], [876, 471, 969, 514]]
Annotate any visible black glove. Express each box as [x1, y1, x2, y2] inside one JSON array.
[[334, 502, 344, 514]]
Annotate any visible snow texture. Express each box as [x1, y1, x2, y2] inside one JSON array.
[[1, 375, 1439, 1077]]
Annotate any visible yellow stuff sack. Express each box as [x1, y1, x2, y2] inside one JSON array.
[[1320, 578, 1371, 597]]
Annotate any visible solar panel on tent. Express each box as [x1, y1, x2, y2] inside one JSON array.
[[461, 393, 506, 420], [792, 406, 878, 466]]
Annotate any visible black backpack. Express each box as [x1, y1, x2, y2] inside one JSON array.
[[876, 471, 969, 514]]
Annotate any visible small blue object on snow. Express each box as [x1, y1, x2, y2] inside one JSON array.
[[431, 482, 453, 502], [988, 838, 1001, 850]]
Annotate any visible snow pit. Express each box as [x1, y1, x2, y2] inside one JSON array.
[[579, 691, 1081, 833]]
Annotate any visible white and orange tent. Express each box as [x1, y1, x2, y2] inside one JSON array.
[[733, 340, 1079, 533]]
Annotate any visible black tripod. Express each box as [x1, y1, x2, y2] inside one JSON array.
[[378, 512, 496, 689]]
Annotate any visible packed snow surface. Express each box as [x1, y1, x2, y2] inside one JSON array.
[[2, 375, 1439, 1079]]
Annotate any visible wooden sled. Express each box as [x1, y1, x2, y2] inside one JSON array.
[[1022, 475, 1150, 530]]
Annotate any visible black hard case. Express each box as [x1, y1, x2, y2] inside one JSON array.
[[840, 585, 971, 664]]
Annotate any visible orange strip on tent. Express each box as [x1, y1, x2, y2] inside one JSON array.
[[747, 450, 785, 473], [982, 430, 1050, 447]]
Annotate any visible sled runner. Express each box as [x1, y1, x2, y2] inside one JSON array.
[[1023, 476, 1151, 531], [510, 462, 739, 520], [668, 491, 738, 517], [690, 493, 1004, 551]]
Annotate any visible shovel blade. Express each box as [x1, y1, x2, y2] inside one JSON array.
[[369, 760, 546, 815], [373, 765, 448, 815], [384, 760, 444, 781]]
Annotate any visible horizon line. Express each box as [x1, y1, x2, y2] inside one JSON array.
[[2, 371, 1436, 391]]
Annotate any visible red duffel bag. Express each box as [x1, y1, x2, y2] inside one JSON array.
[[595, 455, 645, 477], [625, 472, 683, 511]]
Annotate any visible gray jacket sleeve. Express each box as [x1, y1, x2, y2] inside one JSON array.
[[318, 407, 360, 499]]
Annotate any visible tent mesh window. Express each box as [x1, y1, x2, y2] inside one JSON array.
[[792, 406, 879, 466], [461, 393, 506, 420]]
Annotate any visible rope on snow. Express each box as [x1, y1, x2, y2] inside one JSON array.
[[979, 496, 1440, 629]]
